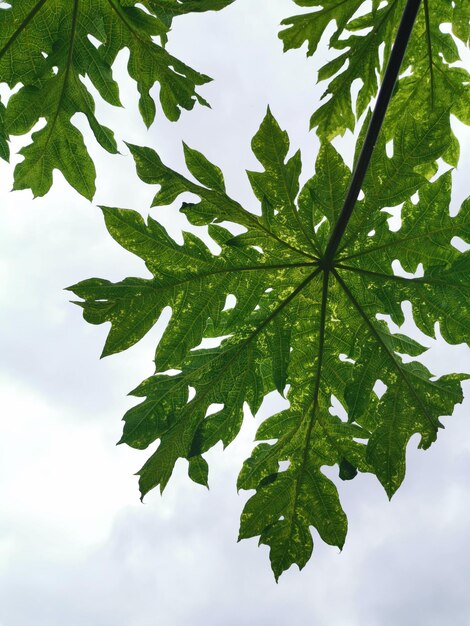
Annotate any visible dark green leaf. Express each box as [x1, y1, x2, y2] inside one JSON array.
[[0, 0, 234, 197], [280, 0, 469, 170], [188, 455, 209, 488], [0, 97, 9, 162], [71, 110, 468, 577]]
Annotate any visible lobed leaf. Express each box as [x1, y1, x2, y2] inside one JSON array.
[[280, 0, 469, 169], [0, 0, 234, 198], [70, 109, 469, 577]]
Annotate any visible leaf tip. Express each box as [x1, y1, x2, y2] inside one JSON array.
[[123, 141, 139, 157], [100, 344, 113, 359], [98, 205, 113, 221], [67, 299, 83, 309]]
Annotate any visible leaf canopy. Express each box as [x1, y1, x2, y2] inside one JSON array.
[[70, 109, 468, 578], [0, 0, 466, 581], [0, 0, 233, 198], [280, 0, 470, 170], [1, 0, 467, 197]]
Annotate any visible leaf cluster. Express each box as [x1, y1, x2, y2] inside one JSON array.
[[280, 0, 469, 168], [0, 0, 233, 198], [1, 0, 469, 578], [70, 105, 468, 577]]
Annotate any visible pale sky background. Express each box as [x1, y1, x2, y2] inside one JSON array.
[[0, 1, 469, 625]]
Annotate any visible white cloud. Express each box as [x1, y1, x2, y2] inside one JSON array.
[[0, 0, 469, 624]]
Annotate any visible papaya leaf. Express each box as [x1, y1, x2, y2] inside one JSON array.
[[0, 97, 8, 162], [69, 110, 468, 578], [0, 0, 234, 198], [280, 0, 469, 167]]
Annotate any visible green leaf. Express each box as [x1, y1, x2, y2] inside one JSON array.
[[188, 455, 209, 488], [183, 143, 226, 192], [70, 110, 468, 577], [0, 97, 9, 162], [146, 0, 235, 26], [280, 0, 469, 168], [0, 0, 234, 197]]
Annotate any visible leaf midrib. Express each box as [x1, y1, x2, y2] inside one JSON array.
[[0, 0, 49, 63], [333, 268, 441, 431], [339, 220, 462, 263], [336, 263, 467, 289], [12, 0, 80, 186], [286, 270, 332, 551], [128, 268, 322, 453]]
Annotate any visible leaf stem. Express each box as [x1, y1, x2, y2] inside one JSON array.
[[322, 0, 422, 268]]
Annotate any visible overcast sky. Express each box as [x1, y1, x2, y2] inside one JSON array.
[[0, 1, 469, 625]]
